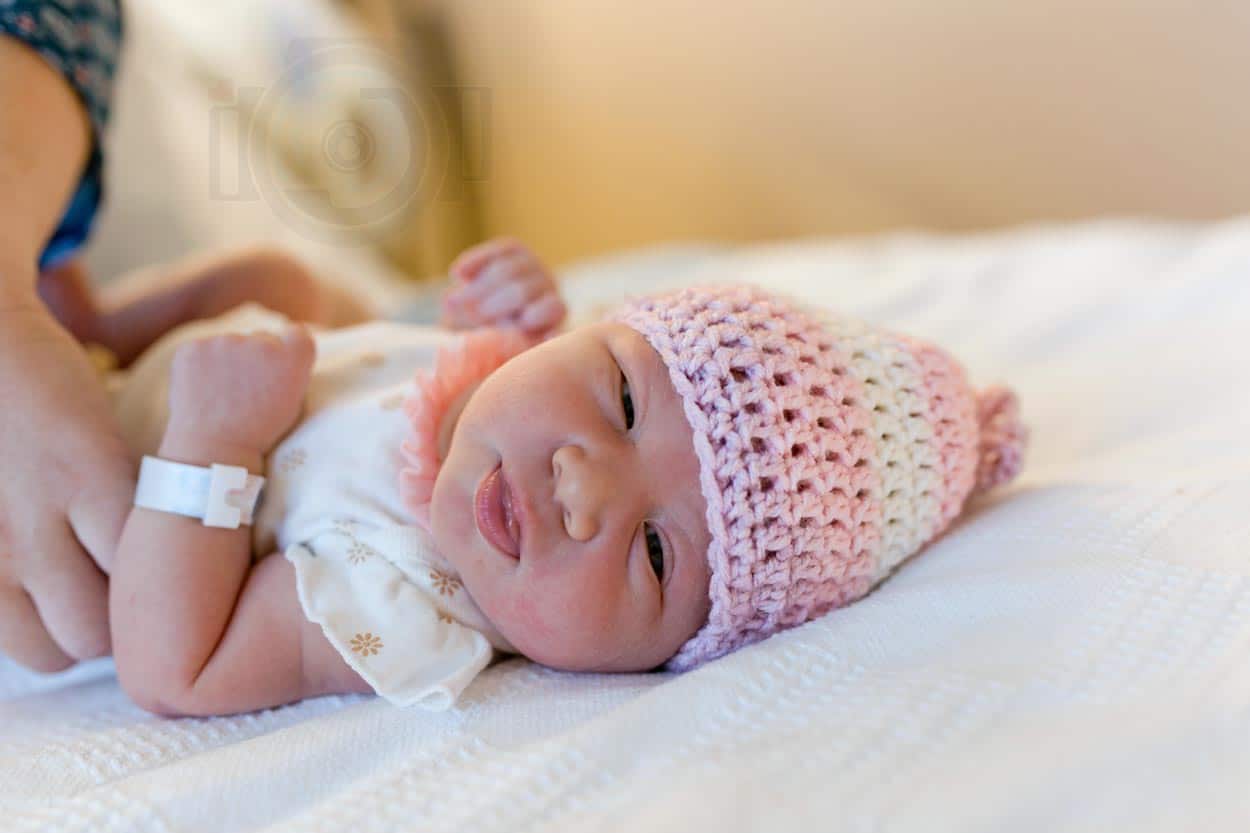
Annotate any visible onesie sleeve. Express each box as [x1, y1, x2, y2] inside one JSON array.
[[0, 0, 124, 270], [284, 529, 494, 710]]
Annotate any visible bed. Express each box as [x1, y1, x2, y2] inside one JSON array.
[[4, 215, 1250, 832]]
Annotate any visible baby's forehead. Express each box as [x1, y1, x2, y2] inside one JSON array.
[[595, 322, 678, 391], [545, 320, 668, 376]]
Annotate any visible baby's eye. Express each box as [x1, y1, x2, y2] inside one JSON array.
[[644, 522, 665, 582], [620, 372, 635, 430]]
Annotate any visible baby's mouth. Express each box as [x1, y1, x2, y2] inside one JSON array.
[[474, 464, 522, 560]]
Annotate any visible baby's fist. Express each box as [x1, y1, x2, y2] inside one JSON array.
[[441, 238, 566, 337], [168, 327, 315, 454]]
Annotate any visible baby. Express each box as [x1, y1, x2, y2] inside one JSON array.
[[105, 239, 1027, 716]]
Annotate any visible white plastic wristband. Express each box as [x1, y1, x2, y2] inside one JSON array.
[[134, 456, 265, 529]]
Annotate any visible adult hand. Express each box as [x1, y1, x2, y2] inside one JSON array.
[[0, 6, 130, 673], [0, 275, 134, 672], [38, 257, 104, 347]]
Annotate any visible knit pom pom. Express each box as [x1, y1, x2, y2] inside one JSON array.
[[974, 386, 1027, 492]]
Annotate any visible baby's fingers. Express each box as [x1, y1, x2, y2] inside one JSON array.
[[517, 293, 567, 335], [438, 298, 478, 331], [476, 272, 547, 320], [446, 251, 537, 310], [449, 238, 524, 281], [281, 324, 316, 364]]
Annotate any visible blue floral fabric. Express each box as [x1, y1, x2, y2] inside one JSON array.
[[0, 0, 123, 270]]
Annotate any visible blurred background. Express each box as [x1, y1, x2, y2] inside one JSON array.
[[84, 0, 1250, 287]]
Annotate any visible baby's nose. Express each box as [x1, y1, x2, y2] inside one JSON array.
[[552, 445, 607, 541]]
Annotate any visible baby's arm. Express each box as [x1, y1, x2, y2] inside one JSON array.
[[439, 238, 567, 337], [110, 328, 368, 716], [95, 246, 374, 367]]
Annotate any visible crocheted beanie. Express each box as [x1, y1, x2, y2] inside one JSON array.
[[613, 284, 1027, 671]]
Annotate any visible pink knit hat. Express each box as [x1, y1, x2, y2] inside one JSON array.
[[614, 284, 1027, 671]]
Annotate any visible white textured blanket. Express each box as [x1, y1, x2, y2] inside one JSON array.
[[4, 218, 1249, 832]]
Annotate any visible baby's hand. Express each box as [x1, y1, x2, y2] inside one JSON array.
[[167, 328, 315, 455], [440, 238, 567, 337]]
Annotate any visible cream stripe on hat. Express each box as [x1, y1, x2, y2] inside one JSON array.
[[816, 315, 944, 582]]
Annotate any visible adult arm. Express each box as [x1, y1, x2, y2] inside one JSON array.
[[0, 35, 131, 671]]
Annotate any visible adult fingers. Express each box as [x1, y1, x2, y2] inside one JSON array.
[[20, 521, 111, 660], [37, 258, 101, 344], [518, 293, 568, 335], [0, 582, 75, 673], [67, 448, 135, 577]]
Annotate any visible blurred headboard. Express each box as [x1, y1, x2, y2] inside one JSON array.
[[401, 0, 1250, 265]]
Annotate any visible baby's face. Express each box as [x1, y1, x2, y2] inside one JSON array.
[[431, 322, 711, 671]]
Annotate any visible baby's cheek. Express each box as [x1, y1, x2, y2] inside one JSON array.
[[500, 588, 555, 643], [496, 576, 619, 669]]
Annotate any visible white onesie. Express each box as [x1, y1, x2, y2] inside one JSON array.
[[110, 304, 508, 710]]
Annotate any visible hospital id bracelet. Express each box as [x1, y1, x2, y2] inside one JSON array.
[[133, 456, 265, 529]]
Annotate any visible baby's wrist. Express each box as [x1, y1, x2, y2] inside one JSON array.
[[158, 423, 266, 474]]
